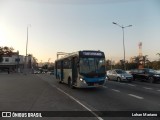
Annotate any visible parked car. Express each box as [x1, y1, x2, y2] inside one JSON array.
[[33, 70, 40, 74], [130, 68, 160, 83], [49, 70, 54, 75], [107, 69, 133, 82]]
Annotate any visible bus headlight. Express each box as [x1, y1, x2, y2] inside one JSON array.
[[80, 78, 83, 81], [80, 78, 86, 84]]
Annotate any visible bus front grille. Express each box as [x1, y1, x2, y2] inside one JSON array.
[[86, 81, 105, 86]]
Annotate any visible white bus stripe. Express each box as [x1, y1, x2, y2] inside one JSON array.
[[52, 85, 103, 120], [128, 94, 144, 99]]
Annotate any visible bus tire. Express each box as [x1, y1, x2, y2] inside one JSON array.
[[68, 79, 74, 89]]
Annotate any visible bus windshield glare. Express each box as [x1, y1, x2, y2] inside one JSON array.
[[79, 58, 105, 75]]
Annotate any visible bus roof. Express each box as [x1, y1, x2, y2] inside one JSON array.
[[55, 50, 105, 61]]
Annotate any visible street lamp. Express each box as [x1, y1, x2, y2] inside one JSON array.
[[26, 24, 31, 57], [25, 24, 31, 74], [113, 22, 132, 70]]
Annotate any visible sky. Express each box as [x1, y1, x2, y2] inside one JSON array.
[[0, 0, 160, 63]]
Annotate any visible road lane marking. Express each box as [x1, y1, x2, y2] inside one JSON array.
[[143, 87, 152, 90], [157, 90, 160, 92], [103, 86, 108, 89], [111, 89, 120, 92], [128, 94, 144, 99], [127, 84, 136, 87], [37, 75, 103, 120], [119, 83, 126, 85], [51, 85, 103, 120]]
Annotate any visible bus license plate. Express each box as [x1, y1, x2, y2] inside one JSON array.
[[94, 83, 99, 86]]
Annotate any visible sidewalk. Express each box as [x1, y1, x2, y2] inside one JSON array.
[[0, 73, 46, 111], [0, 73, 87, 111]]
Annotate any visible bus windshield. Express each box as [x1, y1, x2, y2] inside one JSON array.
[[79, 58, 105, 75]]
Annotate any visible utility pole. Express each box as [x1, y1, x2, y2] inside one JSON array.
[[113, 22, 132, 70]]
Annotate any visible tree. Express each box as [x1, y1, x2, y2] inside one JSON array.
[[0, 46, 14, 56], [141, 55, 149, 67], [157, 53, 160, 56], [105, 59, 111, 70], [0, 47, 3, 62], [157, 53, 160, 61], [0, 46, 14, 63], [3, 46, 14, 56], [0, 56, 3, 63], [133, 56, 140, 68], [42, 64, 48, 69]]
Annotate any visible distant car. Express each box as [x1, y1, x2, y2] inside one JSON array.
[[49, 70, 54, 75], [130, 68, 160, 83], [107, 69, 133, 82], [33, 70, 40, 74]]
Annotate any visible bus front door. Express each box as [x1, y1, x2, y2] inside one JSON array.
[[72, 57, 78, 85], [60, 60, 63, 81]]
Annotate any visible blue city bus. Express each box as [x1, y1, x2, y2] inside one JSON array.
[[55, 50, 107, 88]]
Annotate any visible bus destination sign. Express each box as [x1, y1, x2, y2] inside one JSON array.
[[79, 51, 105, 58], [83, 52, 102, 56]]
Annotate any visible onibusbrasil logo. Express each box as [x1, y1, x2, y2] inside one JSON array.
[[1, 112, 42, 118]]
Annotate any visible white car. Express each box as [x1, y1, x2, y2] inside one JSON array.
[[107, 69, 133, 82]]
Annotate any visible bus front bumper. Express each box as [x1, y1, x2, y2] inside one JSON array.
[[77, 78, 106, 88]]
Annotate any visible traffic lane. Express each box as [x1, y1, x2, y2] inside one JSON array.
[[107, 79, 160, 93], [41, 74, 160, 111], [107, 79, 160, 95], [107, 78, 160, 89], [132, 80, 160, 89], [33, 75, 100, 120], [0, 74, 98, 120], [39, 74, 160, 120], [105, 80, 160, 108], [40, 74, 160, 111]]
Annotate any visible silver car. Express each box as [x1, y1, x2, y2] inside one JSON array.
[[107, 69, 133, 82]]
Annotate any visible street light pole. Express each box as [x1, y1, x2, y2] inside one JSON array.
[[113, 22, 132, 70], [26, 26, 28, 57], [122, 27, 125, 70], [25, 24, 31, 74]]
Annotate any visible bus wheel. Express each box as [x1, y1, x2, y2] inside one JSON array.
[[58, 76, 62, 84], [68, 79, 74, 89]]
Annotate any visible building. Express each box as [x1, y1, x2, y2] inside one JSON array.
[[0, 52, 25, 72], [26, 55, 38, 71], [0, 52, 38, 73]]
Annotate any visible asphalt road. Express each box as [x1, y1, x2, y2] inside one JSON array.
[[0, 73, 160, 120]]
